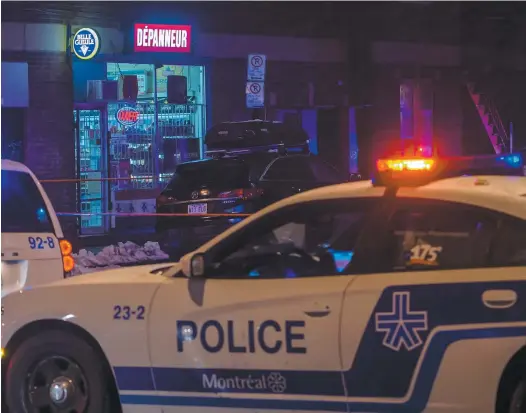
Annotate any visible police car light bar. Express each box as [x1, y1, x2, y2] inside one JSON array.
[[205, 142, 309, 158], [373, 153, 524, 187], [376, 158, 435, 172]]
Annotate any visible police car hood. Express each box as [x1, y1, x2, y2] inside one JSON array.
[[53, 263, 181, 286]]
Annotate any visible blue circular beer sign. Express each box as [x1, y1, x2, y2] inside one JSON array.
[[72, 28, 100, 60]]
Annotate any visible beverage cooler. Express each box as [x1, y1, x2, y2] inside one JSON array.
[[107, 102, 203, 189], [75, 102, 205, 234]]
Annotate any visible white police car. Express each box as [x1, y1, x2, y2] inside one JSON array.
[[2, 153, 525, 413], [1, 160, 75, 297]]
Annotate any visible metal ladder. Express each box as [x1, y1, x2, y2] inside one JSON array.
[[467, 83, 510, 154]]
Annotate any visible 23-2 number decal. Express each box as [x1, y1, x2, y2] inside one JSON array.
[[28, 236, 55, 249], [113, 305, 146, 320]]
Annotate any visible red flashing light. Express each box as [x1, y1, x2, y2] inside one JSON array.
[[376, 158, 436, 173]]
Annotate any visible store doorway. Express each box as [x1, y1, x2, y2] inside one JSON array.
[[74, 104, 109, 235]]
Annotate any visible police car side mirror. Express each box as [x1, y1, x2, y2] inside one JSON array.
[[189, 253, 206, 278], [180, 252, 203, 278]]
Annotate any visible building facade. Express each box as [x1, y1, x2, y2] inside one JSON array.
[[1, 18, 347, 236], [4, 2, 524, 238]]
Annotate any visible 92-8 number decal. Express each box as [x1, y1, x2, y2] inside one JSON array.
[[113, 305, 146, 320], [28, 236, 55, 249]]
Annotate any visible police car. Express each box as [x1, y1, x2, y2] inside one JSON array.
[[1, 160, 75, 297], [2, 152, 525, 413]]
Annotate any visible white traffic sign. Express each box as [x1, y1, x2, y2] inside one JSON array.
[[247, 54, 266, 81], [246, 81, 265, 108]]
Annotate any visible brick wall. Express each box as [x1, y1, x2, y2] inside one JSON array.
[[3, 50, 78, 240]]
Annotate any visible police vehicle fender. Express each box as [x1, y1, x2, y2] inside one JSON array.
[[1, 265, 166, 378]]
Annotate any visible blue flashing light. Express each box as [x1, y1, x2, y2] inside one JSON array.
[[498, 153, 523, 168]]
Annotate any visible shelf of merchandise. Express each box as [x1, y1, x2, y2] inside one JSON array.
[[107, 103, 206, 191], [75, 109, 104, 231]]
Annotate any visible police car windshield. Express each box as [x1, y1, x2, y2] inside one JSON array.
[[1, 170, 54, 233]]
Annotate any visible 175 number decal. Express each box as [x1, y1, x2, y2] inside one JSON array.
[[28, 236, 55, 249], [113, 305, 146, 320], [408, 244, 443, 266]]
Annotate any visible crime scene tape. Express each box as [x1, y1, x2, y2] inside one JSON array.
[[41, 177, 157, 183], [56, 212, 252, 218]]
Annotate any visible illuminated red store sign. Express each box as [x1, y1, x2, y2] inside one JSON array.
[[134, 23, 192, 53], [116, 107, 140, 126]]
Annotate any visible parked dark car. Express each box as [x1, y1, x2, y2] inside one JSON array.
[[155, 120, 349, 244]]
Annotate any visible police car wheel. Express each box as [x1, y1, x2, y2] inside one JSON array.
[[509, 379, 526, 413], [5, 330, 110, 413]]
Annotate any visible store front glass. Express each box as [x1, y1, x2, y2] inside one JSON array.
[[75, 62, 207, 234]]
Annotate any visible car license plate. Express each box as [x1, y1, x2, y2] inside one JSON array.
[[188, 203, 207, 214]]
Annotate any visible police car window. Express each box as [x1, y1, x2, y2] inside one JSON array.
[[206, 198, 378, 279], [1, 170, 53, 233], [384, 201, 497, 272], [491, 217, 526, 266], [263, 157, 316, 181]]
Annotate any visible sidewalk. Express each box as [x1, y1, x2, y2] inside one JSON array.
[[73, 226, 213, 268], [77, 227, 159, 253]]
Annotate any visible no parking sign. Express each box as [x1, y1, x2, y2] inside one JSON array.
[[246, 81, 265, 108], [247, 54, 266, 82]]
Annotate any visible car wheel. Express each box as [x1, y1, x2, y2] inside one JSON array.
[[5, 330, 110, 413], [509, 379, 526, 413]]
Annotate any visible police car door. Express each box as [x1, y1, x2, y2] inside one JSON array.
[[148, 197, 382, 413], [340, 197, 526, 413]]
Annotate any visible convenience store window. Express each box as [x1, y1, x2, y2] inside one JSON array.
[[106, 63, 206, 190]]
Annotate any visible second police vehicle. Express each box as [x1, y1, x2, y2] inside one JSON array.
[[1, 160, 75, 297], [1, 146, 525, 413]]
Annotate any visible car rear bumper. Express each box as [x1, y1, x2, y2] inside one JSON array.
[[155, 215, 245, 233], [155, 198, 260, 233]]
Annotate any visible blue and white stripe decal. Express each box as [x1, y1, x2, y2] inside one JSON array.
[[115, 280, 526, 411]]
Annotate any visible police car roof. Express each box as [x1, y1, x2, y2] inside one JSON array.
[[197, 175, 526, 251], [304, 175, 526, 216]]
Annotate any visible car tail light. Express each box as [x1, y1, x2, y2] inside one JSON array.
[[218, 188, 263, 200], [156, 194, 176, 207], [59, 239, 75, 274]]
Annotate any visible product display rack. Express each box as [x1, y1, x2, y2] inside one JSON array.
[[107, 102, 205, 190]]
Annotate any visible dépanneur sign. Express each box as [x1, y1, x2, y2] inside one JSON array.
[[134, 23, 192, 53]]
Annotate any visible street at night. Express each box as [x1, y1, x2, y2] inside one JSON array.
[[1, 2, 526, 413]]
